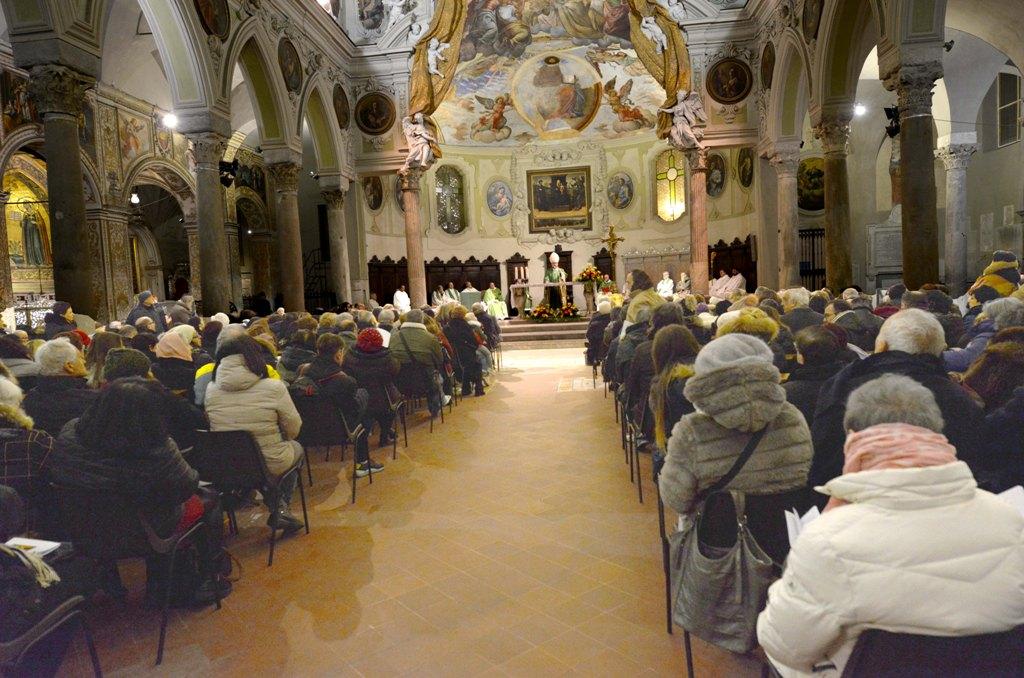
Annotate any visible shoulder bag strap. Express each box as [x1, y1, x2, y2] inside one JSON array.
[[696, 426, 768, 504]]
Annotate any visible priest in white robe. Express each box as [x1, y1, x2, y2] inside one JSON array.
[[393, 285, 411, 313], [720, 268, 747, 297], [708, 269, 731, 298], [656, 271, 675, 298]]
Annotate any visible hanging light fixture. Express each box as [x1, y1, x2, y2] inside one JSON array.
[[130, 191, 140, 205]]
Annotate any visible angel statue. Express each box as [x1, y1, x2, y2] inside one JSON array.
[[640, 16, 668, 54], [384, 0, 406, 30], [426, 37, 450, 76], [660, 89, 707, 150], [660, 0, 687, 27], [401, 113, 440, 171]]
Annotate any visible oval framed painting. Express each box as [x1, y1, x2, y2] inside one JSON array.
[[194, 0, 230, 41], [355, 92, 396, 136], [797, 157, 825, 213], [706, 57, 753, 105], [394, 175, 405, 213], [485, 180, 513, 217], [761, 42, 775, 90], [333, 84, 350, 130], [278, 38, 303, 93], [737, 146, 755, 189], [606, 172, 635, 210], [362, 176, 384, 211], [802, 0, 824, 42], [706, 152, 727, 199]]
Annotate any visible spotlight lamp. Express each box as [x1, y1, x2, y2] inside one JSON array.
[[130, 191, 140, 205], [884, 106, 901, 139], [219, 159, 239, 187]]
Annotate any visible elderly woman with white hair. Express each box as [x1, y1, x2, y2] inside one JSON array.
[[809, 309, 984, 489], [0, 372, 55, 519], [943, 296, 1024, 372], [758, 374, 1024, 677], [21, 338, 97, 436]]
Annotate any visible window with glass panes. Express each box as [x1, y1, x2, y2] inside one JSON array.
[[997, 71, 1020, 148]]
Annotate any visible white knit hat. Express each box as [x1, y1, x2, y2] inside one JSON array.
[[694, 334, 773, 374]]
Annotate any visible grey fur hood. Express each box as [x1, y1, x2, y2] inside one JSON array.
[[683, 360, 785, 432]]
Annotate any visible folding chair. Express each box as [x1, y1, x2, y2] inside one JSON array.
[[841, 626, 1024, 677], [0, 596, 102, 677], [293, 394, 353, 463], [396, 362, 444, 435], [189, 430, 309, 567], [655, 481, 695, 678]]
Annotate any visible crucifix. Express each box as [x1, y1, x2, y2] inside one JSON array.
[[601, 224, 625, 279]]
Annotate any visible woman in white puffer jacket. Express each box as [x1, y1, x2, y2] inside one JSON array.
[[757, 374, 1024, 677]]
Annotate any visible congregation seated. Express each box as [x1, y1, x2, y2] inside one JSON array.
[[43, 301, 77, 339], [0, 374, 54, 524], [390, 309, 446, 413], [204, 335, 305, 532], [585, 300, 611, 366], [944, 296, 1024, 372], [342, 328, 400, 474], [278, 329, 317, 384], [0, 334, 40, 390], [472, 302, 501, 349], [23, 338, 97, 437], [85, 331, 123, 388], [647, 324, 699, 457], [783, 326, 854, 424], [445, 306, 486, 397], [622, 303, 687, 440], [779, 288, 823, 333], [152, 331, 197, 397], [297, 333, 360, 418], [757, 375, 1024, 677], [613, 307, 652, 385]]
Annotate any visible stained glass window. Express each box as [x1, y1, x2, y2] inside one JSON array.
[[435, 165, 467, 234], [655, 148, 686, 222]]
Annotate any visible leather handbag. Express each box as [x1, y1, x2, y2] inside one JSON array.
[[668, 428, 777, 654]]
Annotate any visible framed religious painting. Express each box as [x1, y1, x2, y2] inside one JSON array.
[[761, 41, 775, 90], [797, 156, 825, 213], [606, 172, 635, 210], [706, 58, 753, 105], [278, 38, 303, 94], [737, 146, 755, 189], [332, 84, 350, 130], [706, 152, 727, 199], [486, 180, 513, 217], [194, 0, 230, 41], [802, 0, 824, 42], [393, 175, 405, 213], [355, 93, 396, 136], [526, 166, 592, 233], [362, 176, 383, 211]]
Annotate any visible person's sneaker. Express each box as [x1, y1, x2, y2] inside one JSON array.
[[192, 577, 233, 606], [442, 394, 452, 406], [267, 510, 303, 534], [355, 460, 385, 477]]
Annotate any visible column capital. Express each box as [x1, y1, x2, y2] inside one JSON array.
[[685, 147, 708, 172], [268, 162, 300, 193], [769, 145, 801, 177], [187, 132, 227, 167], [814, 114, 852, 158], [28, 65, 93, 116], [886, 61, 942, 119], [936, 143, 977, 171], [398, 167, 424, 191], [321, 189, 346, 209]]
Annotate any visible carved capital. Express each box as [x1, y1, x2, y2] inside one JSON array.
[[321, 189, 346, 210], [268, 162, 300, 192], [398, 167, 424, 191], [935, 143, 977, 171], [187, 132, 227, 167], [814, 115, 852, 158], [769, 148, 801, 177], [28, 65, 92, 116], [685, 147, 708, 173], [887, 62, 942, 119]]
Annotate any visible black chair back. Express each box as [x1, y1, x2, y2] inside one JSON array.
[[48, 486, 149, 560], [842, 626, 1024, 677], [396, 362, 434, 399], [293, 395, 348, 448], [189, 430, 269, 495]]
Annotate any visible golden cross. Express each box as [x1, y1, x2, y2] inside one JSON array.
[[601, 224, 626, 278]]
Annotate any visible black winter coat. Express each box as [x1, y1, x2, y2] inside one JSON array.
[[783, 361, 847, 426], [980, 386, 1024, 492], [780, 307, 824, 334], [152, 357, 196, 395], [585, 314, 611, 365], [302, 357, 360, 415], [125, 303, 167, 333], [809, 351, 984, 488], [342, 348, 400, 414], [445, 318, 483, 381], [23, 377, 98, 437], [42, 313, 77, 340]]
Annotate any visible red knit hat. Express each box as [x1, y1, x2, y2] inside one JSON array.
[[356, 328, 384, 353], [72, 329, 92, 348]]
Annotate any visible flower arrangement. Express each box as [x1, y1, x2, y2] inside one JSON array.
[[600, 280, 618, 294], [575, 265, 603, 283], [526, 302, 580, 322]]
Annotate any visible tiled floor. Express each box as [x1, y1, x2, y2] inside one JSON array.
[[62, 348, 762, 677]]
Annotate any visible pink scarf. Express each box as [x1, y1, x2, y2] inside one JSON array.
[[824, 423, 958, 511]]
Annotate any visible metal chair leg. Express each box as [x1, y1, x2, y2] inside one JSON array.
[[305, 453, 313, 487], [79, 614, 103, 677], [351, 445, 358, 504], [635, 444, 644, 503], [684, 630, 695, 678], [156, 550, 178, 665], [402, 405, 409, 446], [297, 467, 310, 535]]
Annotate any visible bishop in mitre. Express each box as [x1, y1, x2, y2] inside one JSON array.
[[544, 251, 568, 309]]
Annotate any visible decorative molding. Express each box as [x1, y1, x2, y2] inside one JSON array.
[[187, 132, 227, 167], [769, 146, 801, 177], [207, 35, 224, 74], [717, 104, 742, 124], [813, 114, 852, 157], [886, 61, 943, 119], [700, 42, 754, 71], [935, 143, 977, 171], [268, 162, 300, 192], [28, 65, 93, 116], [321, 189, 346, 209], [353, 76, 398, 98], [686, 146, 709, 172]]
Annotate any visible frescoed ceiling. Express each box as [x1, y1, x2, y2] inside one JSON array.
[[432, 0, 669, 147]]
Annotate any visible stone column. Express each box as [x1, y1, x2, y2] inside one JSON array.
[[250, 231, 274, 302], [184, 222, 202, 298], [322, 189, 352, 303], [685, 148, 709, 296], [28, 65, 99, 315], [889, 135, 902, 207], [814, 114, 854, 292], [224, 221, 242, 308], [770, 145, 802, 289], [0, 192, 14, 308], [398, 168, 427, 307], [936, 144, 976, 296], [187, 132, 231, 314], [268, 162, 305, 312], [892, 63, 943, 288]]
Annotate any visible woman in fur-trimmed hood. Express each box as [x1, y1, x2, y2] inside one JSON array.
[[659, 334, 813, 518], [968, 250, 1020, 302]]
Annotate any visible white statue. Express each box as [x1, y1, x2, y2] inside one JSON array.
[[661, 0, 687, 27], [384, 0, 406, 29], [660, 89, 707, 150], [426, 37, 450, 76], [401, 113, 438, 171], [640, 16, 668, 54]]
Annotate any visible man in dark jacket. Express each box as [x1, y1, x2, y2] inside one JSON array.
[[613, 311, 651, 385], [832, 299, 884, 353], [982, 385, 1024, 492], [390, 310, 445, 412], [43, 301, 78, 340], [809, 309, 983, 489], [337, 319, 359, 350], [780, 288, 824, 333], [472, 302, 501, 349], [301, 333, 361, 417], [22, 338, 98, 436], [784, 326, 852, 425], [125, 291, 167, 334], [586, 301, 612, 366]]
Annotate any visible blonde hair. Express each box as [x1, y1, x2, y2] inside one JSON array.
[[716, 307, 780, 342]]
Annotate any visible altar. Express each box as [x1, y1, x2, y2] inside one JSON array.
[[509, 282, 594, 315]]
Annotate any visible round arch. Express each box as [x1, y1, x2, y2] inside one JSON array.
[[0, 126, 103, 208], [813, 0, 881, 115], [122, 157, 196, 216], [297, 77, 343, 173], [768, 30, 812, 143]]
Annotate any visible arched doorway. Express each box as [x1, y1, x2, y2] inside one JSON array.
[[129, 184, 187, 301]]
